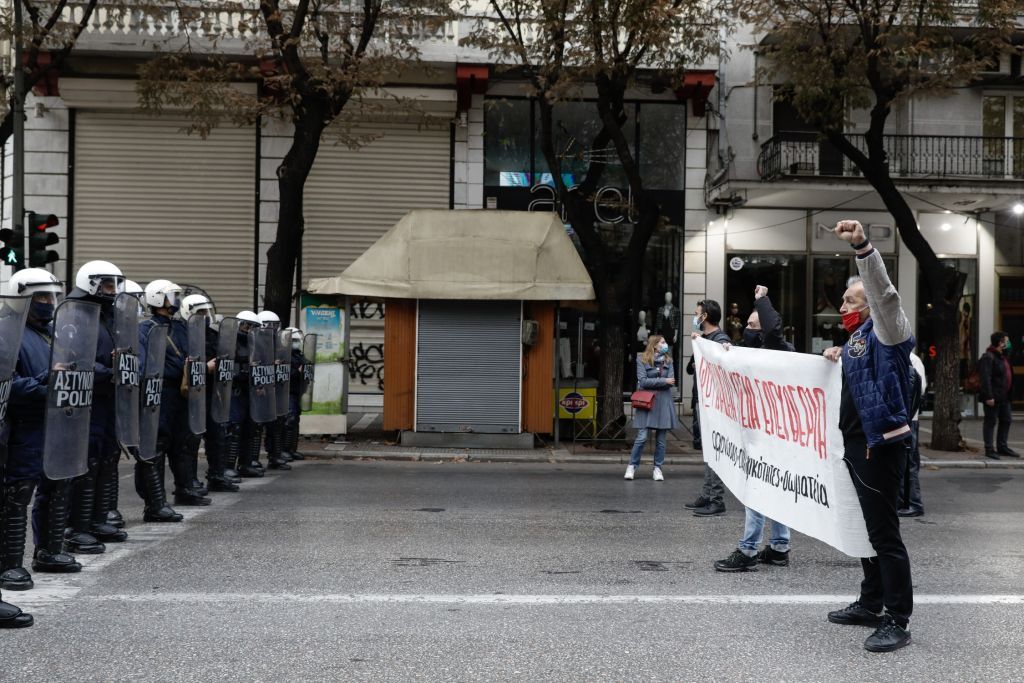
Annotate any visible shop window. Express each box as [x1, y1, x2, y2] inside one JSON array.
[[639, 103, 687, 191], [725, 254, 807, 351], [998, 276, 1024, 408], [484, 99, 532, 187], [916, 258, 977, 407]]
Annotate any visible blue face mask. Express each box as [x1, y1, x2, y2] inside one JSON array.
[[692, 315, 703, 331], [657, 343, 670, 355], [30, 300, 55, 323]]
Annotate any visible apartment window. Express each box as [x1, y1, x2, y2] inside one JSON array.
[[982, 95, 1024, 178]]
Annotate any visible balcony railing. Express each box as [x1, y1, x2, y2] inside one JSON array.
[[758, 131, 1024, 182]]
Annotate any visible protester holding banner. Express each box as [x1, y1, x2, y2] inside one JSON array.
[[823, 219, 916, 653], [714, 285, 795, 572], [685, 300, 732, 516], [625, 335, 677, 481]]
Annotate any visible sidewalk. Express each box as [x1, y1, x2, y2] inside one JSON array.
[[300, 414, 1024, 469]]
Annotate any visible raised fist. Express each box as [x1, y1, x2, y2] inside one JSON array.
[[754, 285, 768, 300], [834, 220, 867, 245]]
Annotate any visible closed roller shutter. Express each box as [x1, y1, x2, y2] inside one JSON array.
[[73, 112, 255, 314], [302, 122, 450, 281], [416, 300, 521, 434]]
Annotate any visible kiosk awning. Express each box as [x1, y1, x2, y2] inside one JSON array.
[[306, 209, 596, 301]]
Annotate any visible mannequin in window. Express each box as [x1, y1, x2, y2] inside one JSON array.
[[725, 302, 744, 343], [636, 310, 651, 355], [655, 292, 680, 346]]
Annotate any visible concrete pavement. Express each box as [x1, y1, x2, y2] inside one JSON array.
[[2, 458, 1022, 681]]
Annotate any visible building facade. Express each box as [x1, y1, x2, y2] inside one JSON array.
[[2, 6, 1021, 412]]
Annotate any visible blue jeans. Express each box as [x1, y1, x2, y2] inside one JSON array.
[[629, 428, 667, 468], [738, 507, 790, 557]]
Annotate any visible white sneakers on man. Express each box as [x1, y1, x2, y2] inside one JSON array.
[[624, 465, 635, 480], [653, 467, 665, 482]]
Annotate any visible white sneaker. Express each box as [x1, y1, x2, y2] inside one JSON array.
[[624, 465, 636, 480], [653, 467, 665, 482]]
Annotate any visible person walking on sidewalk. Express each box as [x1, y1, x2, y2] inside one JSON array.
[[625, 336, 677, 482], [685, 299, 732, 516], [822, 219, 915, 654], [714, 285, 796, 572], [979, 331, 1018, 459]]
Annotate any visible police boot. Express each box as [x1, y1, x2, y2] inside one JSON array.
[[0, 594, 33, 629], [268, 421, 291, 471], [138, 457, 183, 523], [238, 423, 265, 478], [221, 425, 243, 483], [32, 482, 82, 573], [0, 481, 36, 591], [103, 463, 125, 529], [285, 418, 305, 461], [91, 456, 127, 543], [66, 471, 106, 555]]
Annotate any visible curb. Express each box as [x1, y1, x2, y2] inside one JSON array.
[[306, 449, 1024, 469]]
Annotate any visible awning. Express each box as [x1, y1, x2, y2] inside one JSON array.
[[306, 209, 596, 301]]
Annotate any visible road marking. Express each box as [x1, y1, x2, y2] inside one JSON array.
[[56, 593, 1024, 606], [11, 465, 299, 612]]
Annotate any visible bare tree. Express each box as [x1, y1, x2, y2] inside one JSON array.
[[137, 0, 454, 320], [740, 0, 1020, 450], [468, 0, 724, 429]]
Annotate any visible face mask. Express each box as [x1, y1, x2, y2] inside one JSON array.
[[657, 342, 669, 355], [742, 328, 761, 346], [1005, 340, 1013, 352], [167, 304, 180, 315], [30, 300, 55, 323], [841, 308, 864, 334], [692, 315, 703, 331]]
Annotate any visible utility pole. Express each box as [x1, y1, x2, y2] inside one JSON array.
[[11, 0, 24, 254]]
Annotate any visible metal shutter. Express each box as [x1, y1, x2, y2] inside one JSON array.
[[416, 300, 522, 434], [73, 112, 255, 314], [303, 121, 450, 397]]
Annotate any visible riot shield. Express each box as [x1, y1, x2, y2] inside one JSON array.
[[275, 329, 291, 417], [300, 334, 317, 412], [113, 293, 141, 449], [0, 296, 30, 464], [248, 327, 277, 424], [210, 317, 238, 425], [43, 299, 101, 480], [138, 324, 168, 462], [186, 315, 207, 435]]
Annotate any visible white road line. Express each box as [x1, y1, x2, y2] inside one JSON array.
[[10, 465, 301, 612], [62, 593, 1024, 606]]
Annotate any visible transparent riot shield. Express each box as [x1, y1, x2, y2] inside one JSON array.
[[275, 329, 291, 417], [210, 317, 238, 425], [0, 296, 30, 464], [186, 315, 207, 435], [43, 299, 101, 480], [113, 293, 141, 449], [300, 334, 317, 412], [248, 327, 277, 424], [138, 324, 168, 462]]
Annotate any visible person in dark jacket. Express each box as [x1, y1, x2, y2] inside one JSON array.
[[65, 260, 128, 555], [282, 328, 308, 461], [714, 285, 796, 572], [230, 311, 265, 479], [823, 219, 915, 653], [978, 331, 1017, 459], [624, 335, 677, 482], [685, 299, 732, 517]]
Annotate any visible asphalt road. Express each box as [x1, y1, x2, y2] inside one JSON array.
[[2, 460, 1021, 682]]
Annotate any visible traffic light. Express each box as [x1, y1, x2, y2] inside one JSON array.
[[27, 211, 59, 268], [0, 223, 25, 270]]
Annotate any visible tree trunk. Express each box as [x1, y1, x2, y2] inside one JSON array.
[[596, 307, 627, 435], [263, 102, 328, 324], [930, 305, 963, 449]]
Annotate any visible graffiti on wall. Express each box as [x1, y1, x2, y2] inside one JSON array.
[[349, 302, 385, 394]]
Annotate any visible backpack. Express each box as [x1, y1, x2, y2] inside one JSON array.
[[963, 356, 982, 394]]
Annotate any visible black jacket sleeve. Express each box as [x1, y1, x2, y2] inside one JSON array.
[[754, 296, 785, 350], [978, 352, 993, 401]]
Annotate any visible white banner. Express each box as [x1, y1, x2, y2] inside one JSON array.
[[693, 338, 874, 558]]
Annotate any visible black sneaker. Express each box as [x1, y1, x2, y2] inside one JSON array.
[[684, 496, 709, 510], [693, 502, 726, 517], [757, 547, 790, 566], [827, 600, 884, 627], [998, 447, 1020, 458], [864, 616, 911, 652], [985, 450, 1001, 460], [897, 508, 924, 518], [714, 549, 758, 573]]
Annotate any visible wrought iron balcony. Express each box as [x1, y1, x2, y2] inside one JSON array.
[[758, 131, 1024, 182]]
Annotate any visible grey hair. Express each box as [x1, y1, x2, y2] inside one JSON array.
[[846, 275, 864, 288]]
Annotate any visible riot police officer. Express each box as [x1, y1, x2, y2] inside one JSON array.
[[258, 311, 291, 471], [230, 311, 265, 478], [2, 269, 82, 578], [282, 327, 308, 461], [65, 261, 128, 553], [134, 280, 193, 520]]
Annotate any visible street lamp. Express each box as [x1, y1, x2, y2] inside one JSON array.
[[1013, 203, 1024, 216]]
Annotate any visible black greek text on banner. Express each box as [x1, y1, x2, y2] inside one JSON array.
[[692, 338, 874, 558]]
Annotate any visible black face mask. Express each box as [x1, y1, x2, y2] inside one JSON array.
[[742, 328, 762, 347], [30, 300, 55, 323]]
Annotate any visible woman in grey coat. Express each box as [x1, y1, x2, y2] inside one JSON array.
[[625, 335, 678, 481]]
